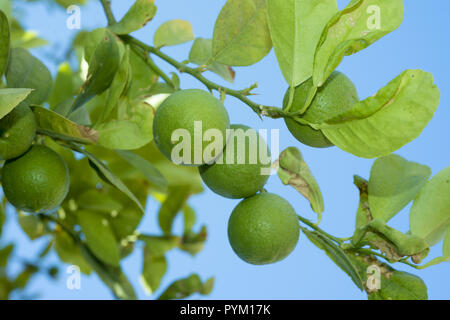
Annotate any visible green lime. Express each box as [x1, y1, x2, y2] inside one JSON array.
[[0, 105, 37, 160], [283, 71, 359, 148], [199, 124, 271, 199], [153, 89, 230, 166], [2, 145, 70, 213], [228, 193, 300, 265]]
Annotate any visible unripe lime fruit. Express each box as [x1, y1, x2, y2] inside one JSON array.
[[283, 71, 359, 148], [2, 145, 70, 213], [199, 124, 271, 199], [0, 105, 37, 160], [153, 89, 230, 166], [228, 193, 300, 265]]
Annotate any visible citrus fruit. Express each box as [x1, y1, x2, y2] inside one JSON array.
[[283, 71, 359, 148], [199, 124, 271, 199], [0, 105, 37, 160], [2, 145, 70, 213], [153, 89, 230, 166], [228, 193, 300, 265]]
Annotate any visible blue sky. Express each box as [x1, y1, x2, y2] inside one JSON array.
[[2, 0, 449, 299]]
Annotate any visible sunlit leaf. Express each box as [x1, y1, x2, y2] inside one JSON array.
[[410, 167, 450, 246], [212, 0, 271, 66], [267, 0, 338, 87], [278, 147, 324, 216], [368, 155, 431, 222], [6, 47, 52, 106], [0, 88, 32, 120], [318, 70, 440, 158], [313, 0, 404, 86], [110, 0, 157, 35], [154, 19, 194, 47]]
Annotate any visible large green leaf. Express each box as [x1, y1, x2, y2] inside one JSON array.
[[0, 88, 32, 120], [72, 29, 120, 111], [313, 0, 404, 86], [95, 100, 154, 150], [32, 106, 98, 145], [0, 9, 10, 77], [109, 0, 156, 35], [410, 167, 450, 246], [76, 210, 120, 267], [302, 229, 364, 290], [368, 155, 431, 222], [278, 147, 324, 216], [115, 150, 168, 192], [6, 47, 53, 106], [76, 189, 123, 214], [318, 70, 440, 158], [189, 38, 235, 83], [267, 0, 338, 87], [212, 0, 272, 66], [158, 274, 214, 300], [158, 186, 191, 235], [154, 19, 194, 47]]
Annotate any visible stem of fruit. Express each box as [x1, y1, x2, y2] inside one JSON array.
[[99, 0, 116, 26], [122, 35, 288, 118], [297, 215, 343, 244]]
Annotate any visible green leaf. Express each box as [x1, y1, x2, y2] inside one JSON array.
[[110, 208, 143, 240], [179, 226, 207, 256], [348, 254, 427, 300], [55, 0, 87, 8], [352, 219, 429, 261], [183, 205, 196, 233], [0, 244, 13, 268], [54, 229, 91, 274], [318, 70, 440, 158], [72, 29, 120, 111], [158, 186, 191, 235], [109, 0, 157, 35], [302, 229, 364, 290], [115, 150, 168, 192], [267, 0, 338, 87], [189, 38, 235, 83], [31, 106, 98, 145], [18, 212, 46, 240], [278, 147, 324, 216], [128, 49, 159, 98], [444, 227, 450, 258], [48, 63, 76, 109], [141, 253, 167, 295], [6, 47, 53, 106], [154, 19, 194, 47], [212, 0, 272, 66], [368, 155, 431, 222], [0, 10, 10, 77], [140, 235, 179, 256], [95, 100, 154, 150], [97, 46, 131, 124], [72, 145, 145, 213], [0, 200, 5, 238], [0, 88, 32, 120], [158, 274, 214, 300], [313, 0, 404, 86], [410, 167, 450, 246], [76, 189, 123, 214], [76, 210, 120, 267]]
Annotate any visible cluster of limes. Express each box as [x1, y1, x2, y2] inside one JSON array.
[[153, 89, 300, 265], [0, 105, 70, 213]]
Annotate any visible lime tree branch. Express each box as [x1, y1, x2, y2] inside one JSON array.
[[122, 35, 288, 118], [99, 0, 116, 25]]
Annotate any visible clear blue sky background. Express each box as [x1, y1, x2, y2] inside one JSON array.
[[2, 0, 449, 299]]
